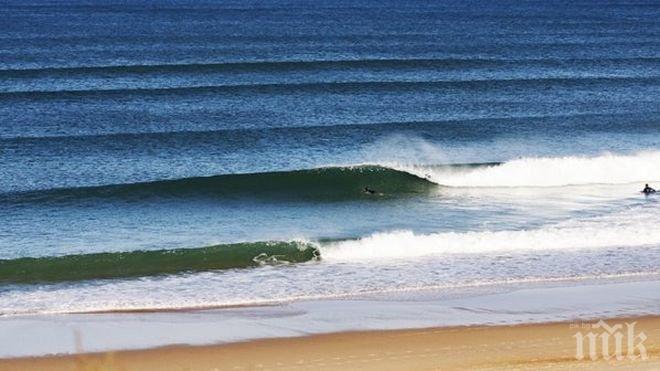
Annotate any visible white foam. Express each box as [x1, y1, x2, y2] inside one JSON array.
[[320, 206, 660, 261], [397, 151, 660, 187]]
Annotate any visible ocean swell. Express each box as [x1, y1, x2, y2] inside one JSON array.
[[0, 241, 319, 284], [1, 165, 436, 205]]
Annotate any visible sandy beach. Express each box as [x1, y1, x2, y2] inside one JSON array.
[[2, 315, 657, 371]]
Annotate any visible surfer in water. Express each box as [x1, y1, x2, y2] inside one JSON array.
[[363, 186, 377, 195], [642, 184, 656, 195]]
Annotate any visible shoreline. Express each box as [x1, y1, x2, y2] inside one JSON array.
[[15, 271, 659, 316], [0, 278, 658, 359], [2, 315, 658, 370]]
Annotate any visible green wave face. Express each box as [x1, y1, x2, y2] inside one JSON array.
[[0, 242, 320, 284], [6, 165, 438, 204]]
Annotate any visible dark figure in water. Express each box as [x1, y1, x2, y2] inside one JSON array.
[[642, 184, 656, 194], [363, 186, 376, 195]]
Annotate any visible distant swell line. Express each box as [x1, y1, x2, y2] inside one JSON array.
[[3, 111, 660, 142], [1, 76, 657, 99], [0, 58, 507, 75], [2, 56, 660, 76]]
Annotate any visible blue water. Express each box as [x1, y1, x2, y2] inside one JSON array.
[[1, 0, 659, 314]]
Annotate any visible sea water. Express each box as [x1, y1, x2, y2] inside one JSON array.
[[1, 0, 659, 316]]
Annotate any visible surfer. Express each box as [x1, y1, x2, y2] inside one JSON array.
[[642, 184, 656, 194], [363, 186, 377, 195]]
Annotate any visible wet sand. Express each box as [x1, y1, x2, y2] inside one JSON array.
[[2, 315, 658, 371]]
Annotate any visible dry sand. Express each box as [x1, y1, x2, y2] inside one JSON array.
[[1, 315, 658, 371]]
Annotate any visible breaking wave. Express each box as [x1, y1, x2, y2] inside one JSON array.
[[320, 205, 660, 261], [5, 151, 659, 206], [398, 151, 660, 187], [4, 203, 659, 285]]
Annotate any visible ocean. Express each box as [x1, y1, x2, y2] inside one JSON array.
[[1, 0, 659, 319]]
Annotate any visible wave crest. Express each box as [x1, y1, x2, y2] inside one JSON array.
[[398, 151, 660, 187]]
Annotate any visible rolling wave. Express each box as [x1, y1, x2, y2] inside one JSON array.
[[0, 165, 437, 204], [1, 76, 656, 100], [5, 202, 658, 285], [4, 151, 659, 204], [0, 241, 319, 284]]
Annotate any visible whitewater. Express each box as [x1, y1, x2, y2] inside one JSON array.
[[320, 204, 660, 261], [394, 150, 660, 187]]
